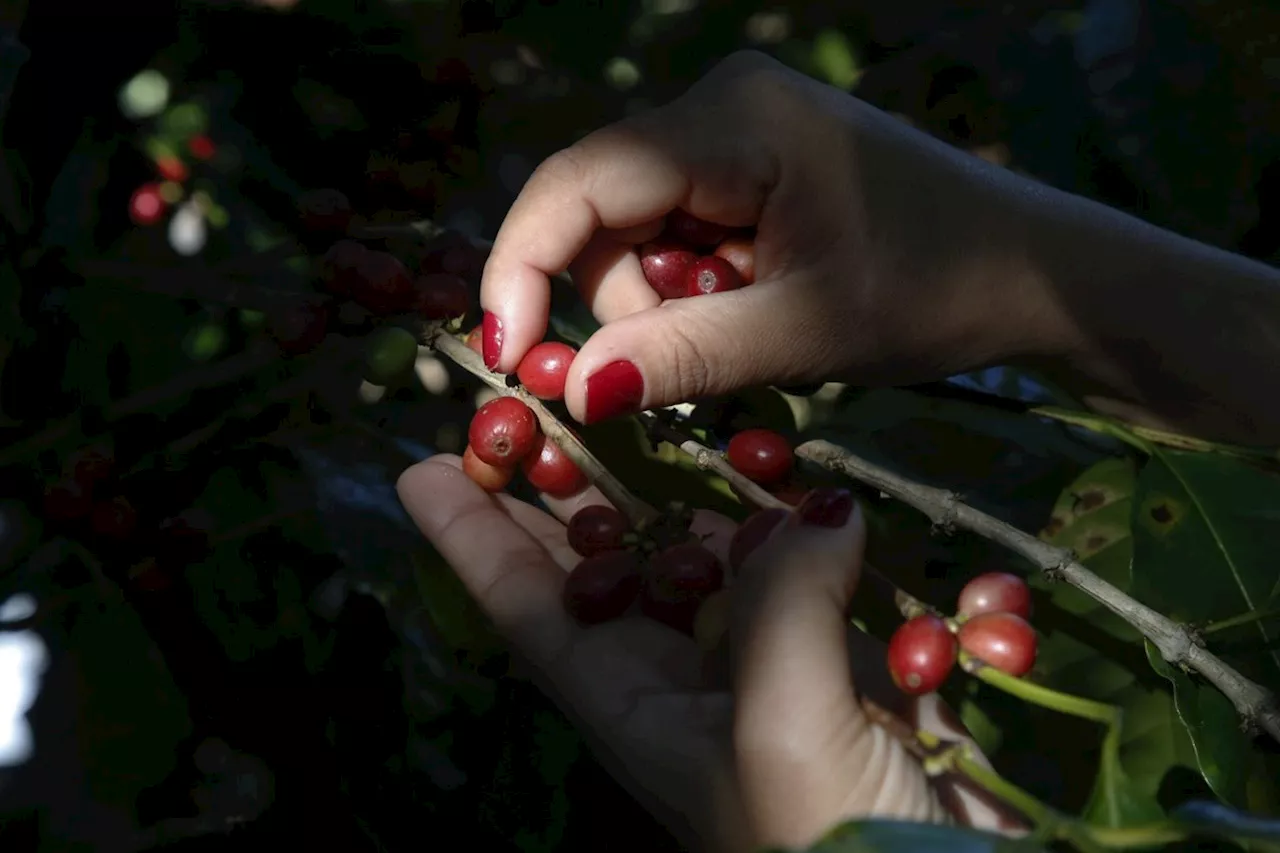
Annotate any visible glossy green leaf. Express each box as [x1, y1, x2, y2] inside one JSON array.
[[1033, 457, 1195, 826], [772, 818, 1046, 853], [1130, 450, 1280, 810]]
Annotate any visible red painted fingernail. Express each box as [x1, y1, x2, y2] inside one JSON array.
[[584, 360, 644, 424], [796, 488, 854, 528], [482, 311, 503, 370]]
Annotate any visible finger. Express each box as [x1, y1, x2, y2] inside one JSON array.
[[567, 232, 661, 324], [564, 276, 837, 424], [729, 489, 882, 845], [481, 110, 776, 373], [396, 457, 573, 667]]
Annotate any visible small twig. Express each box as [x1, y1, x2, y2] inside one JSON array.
[[796, 438, 1280, 745], [635, 411, 937, 619], [422, 324, 658, 527]]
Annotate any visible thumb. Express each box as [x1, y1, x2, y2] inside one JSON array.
[[728, 488, 947, 847], [564, 276, 835, 424]]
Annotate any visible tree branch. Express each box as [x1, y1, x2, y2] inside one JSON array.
[[795, 438, 1280, 744]]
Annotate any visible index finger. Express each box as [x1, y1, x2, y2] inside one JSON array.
[[481, 120, 690, 373]]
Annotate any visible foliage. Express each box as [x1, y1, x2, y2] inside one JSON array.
[[1, 1, 1278, 852]]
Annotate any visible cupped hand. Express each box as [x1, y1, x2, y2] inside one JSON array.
[[397, 457, 1022, 852], [480, 50, 1053, 425]]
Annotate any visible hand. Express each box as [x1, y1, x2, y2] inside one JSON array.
[[397, 457, 1022, 852], [479, 50, 1054, 425]]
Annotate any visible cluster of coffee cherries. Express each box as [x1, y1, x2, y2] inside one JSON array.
[[268, 189, 480, 373], [40, 443, 212, 590], [887, 572, 1037, 695], [637, 209, 756, 299]]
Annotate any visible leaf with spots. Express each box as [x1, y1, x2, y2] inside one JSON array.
[[1031, 457, 1198, 826], [1130, 449, 1280, 811]]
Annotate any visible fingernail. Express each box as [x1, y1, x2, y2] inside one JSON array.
[[796, 488, 855, 528], [584, 360, 644, 424], [482, 311, 504, 370]]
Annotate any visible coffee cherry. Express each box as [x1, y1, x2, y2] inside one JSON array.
[[298, 188, 352, 237], [566, 505, 630, 557], [363, 326, 419, 385], [320, 240, 369, 297], [421, 231, 487, 282], [188, 135, 216, 161], [639, 240, 697, 300], [521, 433, 588, 498], [469, 397, 538, 468], [887, 615, 958, 696], [713, 237, 756, 284], [642, 543, 725, 635], [90, 496, 138, 541], [65, 443, 115, 488], [462, 445, 515, 493], [726, 428, 794, 486], [156, 156, 189, 183], [564, 550, 643, 625], [43, 477, 93, 522], [693, 589, 732, 652], [666, 209, 732, 248], [957, 612, 1037, 677], [516, 342, 577, 401], [269, 302, 329, 356], [415, 273, 470, 321], [728, 507, 789, 572], [463, 325, 483, 355], [768, 478, 810, 507], [129, 183, 166, 226], [957, 572, 1032, 621], [352, 250, 415, 315], [686, 256, 744, 296]]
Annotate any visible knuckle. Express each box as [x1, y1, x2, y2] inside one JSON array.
[[530, 144, 593, 193], [664, 321, 713, 399]]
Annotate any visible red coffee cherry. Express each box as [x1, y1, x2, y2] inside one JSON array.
[[957, 612, 1037, 677], [269, 302, 329, 356], [686, 256, 745, 296], [728, 507, 789, 572], [298, 189, 352, 237], [516, 342, 577, 401], [415, 273, 470, 321], [521, 433, 588, 498], [90, 496, 138, 541], [638, 240, 697, 300], [566, 505, 630, 558], [713, 237, 756, 284], [352, 250, 415, 315], [65, 443, 115, 489], [319, 240, 369, 297], [957, 572, 1032, 621], [564, 550, 643, 625], [188, 135, 216, 161], [43, 477, 93, 522], [156, 156, 189, 184], [468, 397, 538, 468], [666, 209, 733, 248], [462, 445, 515, 493], [887, 614, 958, 696], [129, 183, 166, 226], [726, 429, 794, 487], [641, 543, 725, 635]]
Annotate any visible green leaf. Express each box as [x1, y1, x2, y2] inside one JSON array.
[[1130, 450, 1280, 810], [1032, 457, 1196, 826], [774, 819, 1046, 853]]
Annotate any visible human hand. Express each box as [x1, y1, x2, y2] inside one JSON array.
[[479, 50, 1055, 425], [397, 457, 1022, 852]]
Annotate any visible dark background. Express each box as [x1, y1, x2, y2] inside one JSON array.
[[0, 1, 1277, 851]]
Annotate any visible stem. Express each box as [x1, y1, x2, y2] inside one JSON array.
[[423, 324, 658, 527], [1200, 606, 1280, 636], [960, 652, 1120, 726], [635, 411, 939, 618], [795, 437, 1280, 745]]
